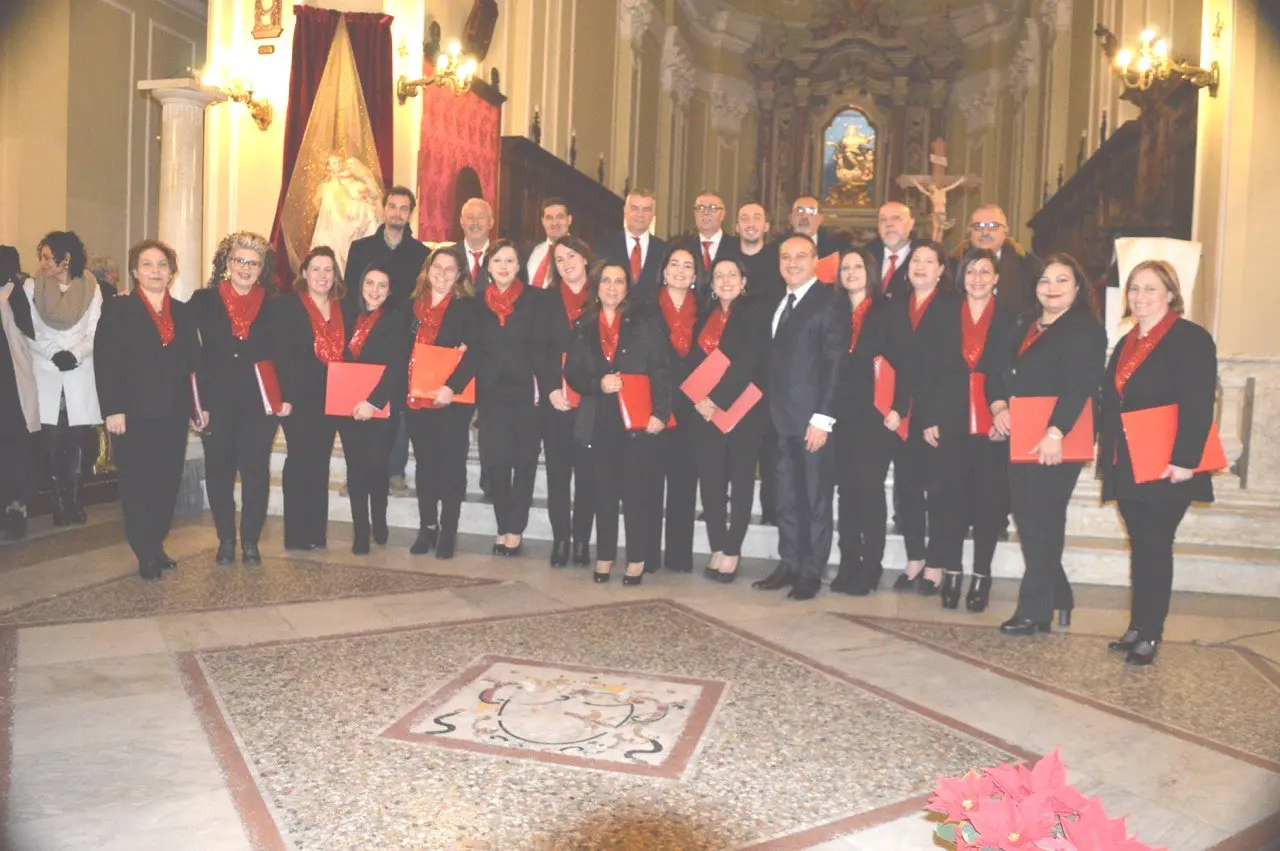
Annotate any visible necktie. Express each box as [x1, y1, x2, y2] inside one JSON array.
[[630, 237, 643, 282], [775, 293, 795, 337], [882, 253, 897, 292], [701, 240, 713, 271], [531, 247, 552, 288], [470, 251, 482, 281]]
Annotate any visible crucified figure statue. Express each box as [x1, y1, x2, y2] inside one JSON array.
[[911, 176, 966, 242]]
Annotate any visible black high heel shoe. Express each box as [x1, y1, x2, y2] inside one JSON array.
[[1108, 628, 1141, 652], [939, 572, 963, 609], [917, 573, 941, 597], [892, 572, 918, 592], [1125, 639, 1159, 666], [1057, 608, 1072, 628], [550, 539, 570, 567], [593, 567, 612, 583], [716, 556, 741, 584], [623, 569, 644, 587], [966, 575, 991, 612]]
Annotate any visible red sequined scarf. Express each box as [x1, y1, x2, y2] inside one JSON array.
[[485, 280, 524, 326], [1114, 310, 1178, 397], [300, 293, 345, 364], [218, 280, 263, 340], [848, 297, 872, 353], [960, 298, 995, 370], [348, 309, 382, 359], [698, 304, 732, 355], [599, 310, 621, 364], [658, 286, 697, 357], [561, 283, 588, 327], [137, 286, 174, 346], [1018, 322, 1045, 358], [909, 288, 936, 330], [414, 293, 452, 345]]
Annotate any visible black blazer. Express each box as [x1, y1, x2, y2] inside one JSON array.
[[761, 282, 848, 437], [1099, 317, 1217, 503], [594, 231, 669, 301], [273, 293, 343, 415], [94, 291, 200, 421], [341, 226, 429, 313], [409, 295, 485, 395], [648, 290, 702, 426], [533, 283, 585, 402], [688, 298, 767, 414], [190, 286, 277, 419], [342, 305, 411, 410], [565, 302, 673, 446], [830, 295, 911, 427], [883, 288, 959, 436], [990, 307, 1107, 440], [915, 296, 1019, 440], [861, 237, 914, 301], [476, 285, 546, 405]]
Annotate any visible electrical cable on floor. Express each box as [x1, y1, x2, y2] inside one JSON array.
[[1191, 627, 1280, 666]]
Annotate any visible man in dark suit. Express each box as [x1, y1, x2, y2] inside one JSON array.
[[593, 189, 667, 301], [673, 191, 741, 299], [949, 204, 1044, 313], [787, 195, 849, 261], [342, 186, 428, 313], [754, 235, 848, 600], [460, 197, 494, 291], [861, 201, 915, 300], [524, 197, 572, 289]]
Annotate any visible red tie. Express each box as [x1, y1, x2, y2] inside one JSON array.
[[630, 237, 643, 282], [470, 251, 482, 280], [881, 253, 897, 292], [531, 247, 552, 288], [701, 240, 713, 271]]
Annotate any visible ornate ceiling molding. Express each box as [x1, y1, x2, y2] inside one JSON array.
[[700, 71, 756, 136], [618, 0, 656, 48], [662, 28, 697, 108], [1007, 17, 1041, 101], [675, 0, 763, 54], [952, 68, 1003, 132]]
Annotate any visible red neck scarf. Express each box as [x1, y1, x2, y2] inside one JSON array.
[[414, 292, 452, 345], [137, 286, 175, 346], [561, 283, 588, 327], [698, 304, 732, 355], [599, 310, 621, 364], [960, 297, 995, 370], [218, 280, 264, 340], [348, 308, 382, 359], [909, 288, 936, 330], [848, 296, 873, 353], [1018, 321, 1046, 358], [1115, 311, 1178, 397], [485, 279, 524, 326], [659, 286, 697, 357], [300, 293, 345, 363]]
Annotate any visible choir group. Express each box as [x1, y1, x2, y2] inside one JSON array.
[[0, 185, 1221, 667]]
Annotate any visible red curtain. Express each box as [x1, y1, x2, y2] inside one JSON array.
[[416, 82, 500, 242], [268, 6, 394, 290]]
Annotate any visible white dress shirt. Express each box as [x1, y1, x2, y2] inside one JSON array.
[[464, 240, 490, 279], [696, 230, 724, 268], [525, 239, 553, 286], [771, 277, 835, 433], [625, 230, 652, 269]]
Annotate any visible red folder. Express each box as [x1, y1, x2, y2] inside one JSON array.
[[408, 344, 476, 408], [561, 353, 579, 409], [254, 361, 284, 415], [711, 383, 762, 434], [618, 374, 676, 430], [325, 362, 390, 418], [873, 356, 909, 440], [681, 349, 730, 402], [1009, 397, 1094, 463], [1121, 405, 1228, 483], [189, 373, 206, 429], [969, 373, 993, 436], [816, 252, 840, 285]]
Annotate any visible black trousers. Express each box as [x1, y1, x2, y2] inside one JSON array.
[[280, 411, 337, 548], [774, 430, 835, 587], [955, 435, 1010, 575], [1009, 461, 1082, 622], [644, 420, 697, 570], [1118, 498, 1190, 640], [833, 416, 895, 574], [479, 398, 540, 536], [201, 403, 277, 545], [407, 404, 472, 532], [0, 430, 31, 508], [542, 405, 594, 544], [696, 411, 765, 556], [590, 407, 654, 564], [115, 415, 187, 564], [758, 419, 778, 520], [895, 431, 947, 563], [337, 417, 393, 539]]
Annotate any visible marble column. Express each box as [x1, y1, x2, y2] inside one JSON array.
[[137, 78, 225, 302]]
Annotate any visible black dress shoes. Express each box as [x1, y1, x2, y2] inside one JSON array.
[[1000, 617, 1051, 636], [241, 542, 261, 566], [550, 539, 570, 567], [1125, 639, 1159, 666], [371, 516, 389, 546], [1108, 628, 1142, 652], [829, 566, 858, 594], [216, 540, 237, 565], [787, 583, 819, 601], [939, 572, 963, 609], [966, 575, 991, 612], [572, 541, 591, 565], [846, 567, 884, 596], [410, 527, 438, 555], [158, 550, 177, 571], [352, 535, 370, 555], [752, 564, 794, 591], [435, 528, 456, 559], [138, 557, 163, 582]]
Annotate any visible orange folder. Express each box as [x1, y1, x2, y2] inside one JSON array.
[[681, 348, 730, 402], [254, 361, 284, 415], [969, 373, 993, 436], [816, 252, 840, 285], [407, 343, 476, 409], [873, 356, 908, 440], [1121, 405, 1227, 484], [618, 374, 676, 431], [561, 353, 579, 409], [1009, 397, 1094, 463], [325, 362, 390, 418], [711, 383, 762, 434]]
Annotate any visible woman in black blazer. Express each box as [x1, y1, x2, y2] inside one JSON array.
[[1099, 260, 1216, 665], [535, 236, 595, 567], [691, 257, 766, 583], [406, 245, 482, 559], [275, 246, 346, 551], [990, 253, 1106, 636], [916, 248, 1019, 612], [191, 231, 280, 567], [644, 246, 700, 574], [477, 239, 546, 557], [336, 261, 410, 555], [94, 240, 202, 580], [565, 261, 672, 585], [828, 247, 911, 596]]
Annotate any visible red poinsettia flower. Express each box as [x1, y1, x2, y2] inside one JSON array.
[[984, 760, 1032, 800], [968, 792, 1057, 851], [929, 769, 995, 822], [1022, 748, 1093, 816], [1062, 797, 1167, 850]]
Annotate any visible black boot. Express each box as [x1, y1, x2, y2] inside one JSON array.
[[63, 441, 87, 525], [350, 495, 371, 555], [940, 571, 963, 609], [241, 541, 262, 566], [830, 560, 860, 594], [370, 490, 389, 545], [216, 539, 237, 565], [965, 575, 992, 613], [435, 526, 456, 559], [410, 526, 438, 555], [44, 427, 68, 526], [550, 539, 570, 567], [572, 540, 591, 565], [846, 564, 883, 596]]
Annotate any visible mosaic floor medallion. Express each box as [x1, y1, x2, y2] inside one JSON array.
[[382, 655, 725, 777]]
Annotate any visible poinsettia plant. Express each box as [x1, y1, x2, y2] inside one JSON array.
[[928, 749, 1166, 851]]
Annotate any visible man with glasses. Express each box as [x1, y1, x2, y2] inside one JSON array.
[[861, 201, 916, 300], [676, 192, 741, 294], [950, 205, 1043, 312], [341, 186, 428, 313], [524, 198, 572, 289], [594, 189, 668, 300], [787, 195, 849, 260]]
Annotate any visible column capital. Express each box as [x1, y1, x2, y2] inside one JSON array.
[[137, 77, 227, 108]]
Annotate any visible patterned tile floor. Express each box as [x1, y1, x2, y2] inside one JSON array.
[[1, 508, 1278, 851]]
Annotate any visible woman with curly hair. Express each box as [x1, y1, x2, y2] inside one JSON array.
[[190, 232, 284, 566]]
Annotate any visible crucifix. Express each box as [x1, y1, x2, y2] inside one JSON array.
[[896, 139, 981, 242]]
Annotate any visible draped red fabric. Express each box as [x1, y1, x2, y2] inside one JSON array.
[[343, 12, 394, 187], [416, 81, 500, 241]]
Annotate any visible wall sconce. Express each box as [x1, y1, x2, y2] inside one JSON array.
[[1101, 26, 1220, 97], [398, 40, 478, 103], [200, 66, 273, 130]]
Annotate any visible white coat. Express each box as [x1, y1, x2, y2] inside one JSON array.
[[0, 282, 40, 432], [23, 277, 103, 426]]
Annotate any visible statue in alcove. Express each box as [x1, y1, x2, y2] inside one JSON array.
[[822, 108, 877, 208]]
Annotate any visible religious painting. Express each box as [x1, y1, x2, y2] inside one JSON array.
[[821, 108, 877, 208]]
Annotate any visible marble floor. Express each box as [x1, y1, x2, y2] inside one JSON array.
[[1, 507, 1278, 850]]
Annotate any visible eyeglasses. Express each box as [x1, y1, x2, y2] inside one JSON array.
[[694, 204, 723, 214], [970, 222, 1006, 232], [793, 206, 820, 216], [230, 257, 262, 269]]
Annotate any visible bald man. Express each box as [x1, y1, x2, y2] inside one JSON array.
[[949, 205, 1043, 312], [861, 201, 916, 300]]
